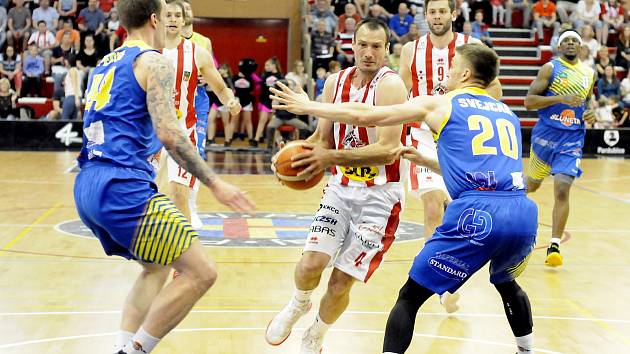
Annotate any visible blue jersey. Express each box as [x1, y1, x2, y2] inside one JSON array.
[[435, 87, 525, 199], [77, 40, 162, 176], [537, 58, 595, 131]]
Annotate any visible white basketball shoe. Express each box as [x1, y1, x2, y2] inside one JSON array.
[[265, 300, 312, 345]]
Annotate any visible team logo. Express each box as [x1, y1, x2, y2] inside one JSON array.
[[457, 208, 493, 246], [183, 71, 192, 81], [604, 130, 620, 147], [55, 213, 425, 247]]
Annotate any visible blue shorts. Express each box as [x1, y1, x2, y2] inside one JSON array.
[[529, 124, 584, 180], [409, 191, 537, 295], [195, 86, 210, 157], [74, 164, 197, 265]]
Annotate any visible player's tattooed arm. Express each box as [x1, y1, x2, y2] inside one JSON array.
[[524, 63, 582, 109], [143, 53, 218, 188]]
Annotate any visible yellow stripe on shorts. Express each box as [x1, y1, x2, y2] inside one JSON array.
[[527, 149, 552, 181], [132, 194, 197, 265], [506, 253, 532, 280]]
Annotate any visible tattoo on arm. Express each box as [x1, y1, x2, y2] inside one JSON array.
[[145, 54, 217, 188]]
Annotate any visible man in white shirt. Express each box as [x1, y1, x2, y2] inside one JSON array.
[[28, 20, 56, 74]]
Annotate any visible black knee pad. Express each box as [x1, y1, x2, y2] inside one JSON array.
[[495, 280, 533, 337], [398, 278, 434, 306]]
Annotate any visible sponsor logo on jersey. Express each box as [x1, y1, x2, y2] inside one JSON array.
[[313, 215, 338, 225], [550, 109, 580, 127], [340, 166, 379, 182]]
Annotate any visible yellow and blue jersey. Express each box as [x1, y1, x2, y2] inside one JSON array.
[[434, 87, 526, 200], [77, 40, 162, 177], [407, 87, 537, 296], [537, 58, 595, 131], [74, 40, 198, 266]]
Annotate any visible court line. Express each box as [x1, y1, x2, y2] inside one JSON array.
[[0, 203, 62, 251], [0, 326, 563, 353], [1, 309, 628, 325], [567, 299, 630, 347], [573, 184, 630, 204]]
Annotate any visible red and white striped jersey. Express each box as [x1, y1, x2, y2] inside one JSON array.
[[329, 66, 405, 188], [407, 32, 479, 191], [162, 38, 199, 145]]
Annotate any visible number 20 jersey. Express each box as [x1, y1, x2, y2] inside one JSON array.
[[436, 87, 525, 200], [78, 41, 162, 177]]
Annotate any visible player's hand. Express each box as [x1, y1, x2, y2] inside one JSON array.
[[227, 98, 241, 116], [583, 109, 596, 125], [397, 146, 430, 166], [209, 178, 255, 214], [561, 95, 583, 107], [290, 142, 330, 180], [270, 81, 310, 115]]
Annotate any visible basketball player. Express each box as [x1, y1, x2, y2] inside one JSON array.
[[524, 30, 596, 267], [73, 1, 254, 354], [272, 43, 537, 354], [400, 0, 505, 312], [159, 0, 240, 223], [265, 18, 408, 354], [399, 0, 502, 313], [181, 0, 214, 229]]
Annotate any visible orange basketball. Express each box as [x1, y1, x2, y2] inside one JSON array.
[[273, 141, 325, 190]]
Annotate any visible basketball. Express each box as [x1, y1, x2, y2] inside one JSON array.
[[273, 141, 324, 190]]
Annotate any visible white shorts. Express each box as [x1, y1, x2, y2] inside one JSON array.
[[161, 148, 199, 190], [406, 127, 448, 197], [304, 182, 404, 283]]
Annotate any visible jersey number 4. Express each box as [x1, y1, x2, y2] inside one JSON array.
[[85, 67, 115, 111], [468, 115, 518, 160]]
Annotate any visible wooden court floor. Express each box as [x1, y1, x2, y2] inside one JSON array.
[[0, 151, 629, 354]]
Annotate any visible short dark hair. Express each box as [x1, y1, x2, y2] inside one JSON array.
[[456, 44, 499, 86], [118, 0, 162, 31], [37, 20, 46, 26], [354, 18, 390, 42], [425, 0, 456, 13]]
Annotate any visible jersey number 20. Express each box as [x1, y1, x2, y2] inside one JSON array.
[[468, 115, 518, 160], [85, 67, 115, 111]]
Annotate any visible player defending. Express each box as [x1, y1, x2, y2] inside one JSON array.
[[159, 0, 240, 223], [73, 1, 254, 353], [524, 30, 596, 267], [265, 19, 407, 354], [399, 0, 502, 312], [272, 43, 538, 354]]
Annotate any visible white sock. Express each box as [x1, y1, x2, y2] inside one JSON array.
[[550, 237, 561, 245], [114, 330, 134, 352], [123, 327, 160, 354], [291, 289, 313, 306], [516, 333, 533, 353], [310, 313, 332, 336], [383, 352, 399, 354]]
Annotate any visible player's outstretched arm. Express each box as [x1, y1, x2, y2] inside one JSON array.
[[139, 52, 254, 213], [524, 63, 582, 109], [271, 81, 435, 127], [197, 46, 241, 115]]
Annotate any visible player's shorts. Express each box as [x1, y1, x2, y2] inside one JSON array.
[[409, 190, 537, 295], [74, 164, 197, 265], [304, 182, 404, 283], [258, 102, 273, 113], [529, 124, 585, 180], [241, 102, 253, 112], [407, 126, 448, 197], [195, 86, 210, 158], [207, 90, 222, 107], [161, 148, 200, 190]]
